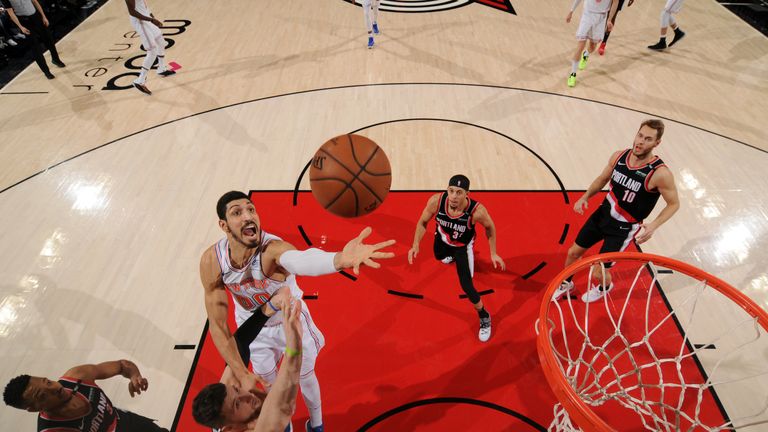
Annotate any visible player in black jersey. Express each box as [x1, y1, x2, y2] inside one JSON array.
[[3, 359, 167, 431], [553, 119, 680, 303], [408, 175, 506, 342]]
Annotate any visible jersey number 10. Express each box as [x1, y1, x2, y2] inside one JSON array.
[[622, 190, 636, 203]]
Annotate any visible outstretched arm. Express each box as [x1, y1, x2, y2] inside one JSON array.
[[574, 150, 622, 215], [272, 228, 395, 276], [64, 360, 148, 397], [472, 204, 506, 271], [251, 299, 303, 432], [408, 193, 440, 264]]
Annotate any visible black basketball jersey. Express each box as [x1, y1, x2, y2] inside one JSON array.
[[604, 149, 666, 223], [38, 378, 119, 432], [434, 192, 479, 247]]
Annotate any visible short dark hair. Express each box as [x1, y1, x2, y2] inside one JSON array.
[[3, 375, 31, 409], [640, 119, 665, 140], [192, 383, 227, 428], [216, 191, 250, 220]]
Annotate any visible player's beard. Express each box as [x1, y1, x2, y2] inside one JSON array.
[[229, 222, 262, 250]]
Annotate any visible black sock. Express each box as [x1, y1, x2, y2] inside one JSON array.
[[477, 307, 490, 319]]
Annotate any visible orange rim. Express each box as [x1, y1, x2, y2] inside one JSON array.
[[536, 252, 768, 432]]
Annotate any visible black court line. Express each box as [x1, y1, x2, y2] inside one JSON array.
[[303, 294, 319, 300], [357, 397, 546, 431], [297, 225, 313, 246], [349, 118, 569, 204], [387, 290, 424, 299], [694, 344, 717, 350], [340, 270, 357, 281], [522, 262, 547, 280], [459, 288, 494, 299], [558, 223, 569, 245], [657, 269, 674, 274], [639, 254, 733, 427], [3, 82, 763, 196], [1, 91, 49, 95], [171, 321, 209, 432], [173, 344, 196, 350]]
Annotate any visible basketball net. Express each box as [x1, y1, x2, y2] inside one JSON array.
[[536, 252, 768, 432]]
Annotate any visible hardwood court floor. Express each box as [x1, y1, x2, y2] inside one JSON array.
[[0, 0, 766, 429]]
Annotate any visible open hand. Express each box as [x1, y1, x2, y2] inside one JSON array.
[[336, 227, 395, 275]]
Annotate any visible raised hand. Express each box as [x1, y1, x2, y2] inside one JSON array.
[[335, 227, 395, 275], [128, 374, 148, 397]]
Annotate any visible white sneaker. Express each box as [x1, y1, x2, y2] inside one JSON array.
[[551, 280, 574, 301], [581, 283, 614, 303], [479, 317, 491, 342], [440, 256, 454, 264]]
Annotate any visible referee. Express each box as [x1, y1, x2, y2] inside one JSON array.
[[2, 0, 64, 79]]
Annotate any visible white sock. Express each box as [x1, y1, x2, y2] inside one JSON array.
[[300, 372, 323, 427], [372, 0, 379, 24], [136, 52, 157, 84], [571, 61, 578, 74], [156, 54, 167, 72]]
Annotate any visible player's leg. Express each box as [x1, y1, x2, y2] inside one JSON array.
[[433, 234, 454, 264], [296, 306, 325, 432], [600, 0, 624, 54], [131, 20, 156, 94], [649, 0, 684, 50], [581, 221, 640, 303], [580, 14, 606, 69], [453, 245, 491, 342], [248, 326, 283, 385], [553, 209, 604, 301], [362, 0, 374, 48], [568, 39, 587, 87], [372, 0, 380, 34]]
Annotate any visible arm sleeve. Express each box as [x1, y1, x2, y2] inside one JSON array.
[[278, 248, 338, 276], [232, 308, 269, 366]]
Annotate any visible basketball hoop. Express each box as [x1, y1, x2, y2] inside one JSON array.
[[536, 252, 768, 432]]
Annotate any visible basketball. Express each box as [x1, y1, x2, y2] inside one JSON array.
[[309, 134, 392, 218]]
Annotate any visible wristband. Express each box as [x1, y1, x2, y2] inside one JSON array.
[[266, 300, 279, 312]]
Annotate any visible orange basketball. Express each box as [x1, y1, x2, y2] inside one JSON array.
[[309, 134, 392, 218]]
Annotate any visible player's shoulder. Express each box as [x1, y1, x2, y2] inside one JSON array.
[[199, 245, 223, 282]]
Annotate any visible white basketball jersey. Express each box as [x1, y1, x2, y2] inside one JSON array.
[[584, 0, 611, 14], [215, 232, 304, 325]]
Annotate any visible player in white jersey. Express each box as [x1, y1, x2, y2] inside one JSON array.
[[565, 0, 619, 88], [124, 0, 175, 95], [362, 0, 380, 49], [200, 191, 394, 432], [647, 0, 685, 50]]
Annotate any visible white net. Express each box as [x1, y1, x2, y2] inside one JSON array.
[[540, 256, 768, 432]]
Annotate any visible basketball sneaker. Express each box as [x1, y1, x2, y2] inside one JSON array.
[[552, 280, 574, 301], [368, 36, 374, 49], [479, 316, 491, 342], [133, 81, 152, 95], [647, 39, 667, 50], [440, 256, 454, 264], [373, 22, 379, 34], [158, 69, 176, 77], [581, 283, 614, 303], [598, 42, 606, 55], [669, 28, 685, 47], [578, 50, 589, 70], [567, 73, 576, 88], [305, 420, 324, 432]]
